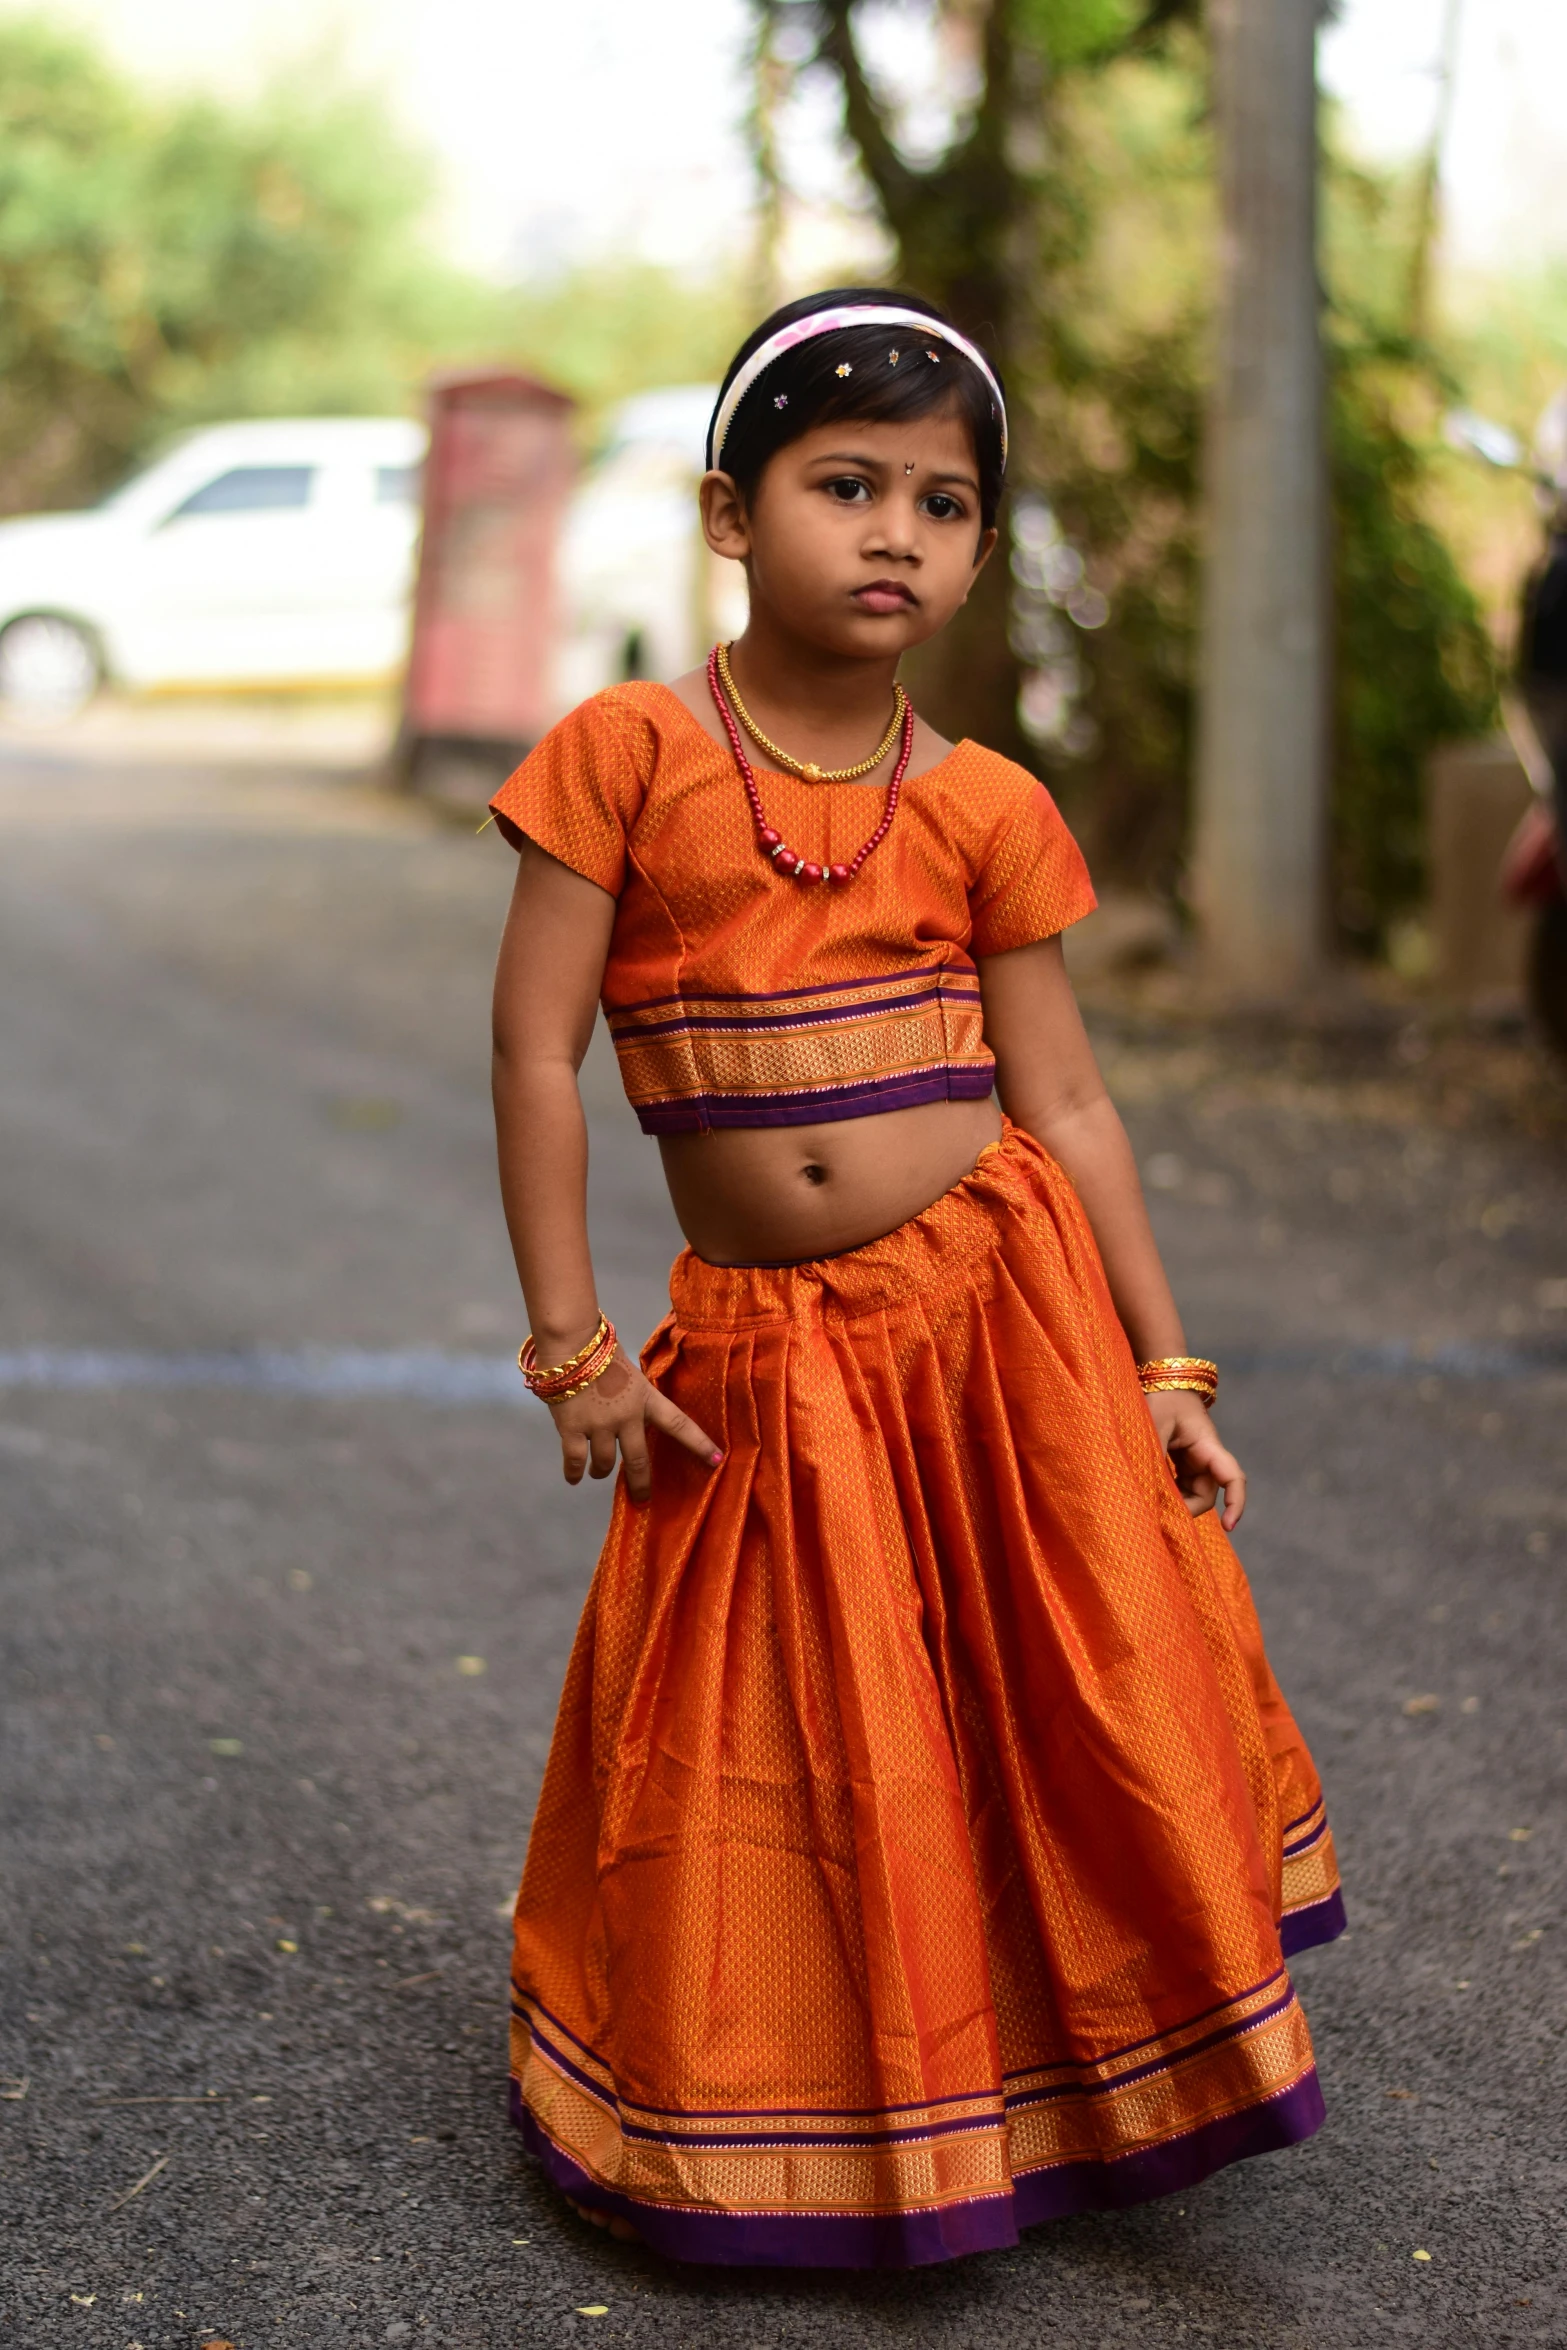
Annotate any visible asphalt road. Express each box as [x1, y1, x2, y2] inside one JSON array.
[[2, 739, 1564, 2350]]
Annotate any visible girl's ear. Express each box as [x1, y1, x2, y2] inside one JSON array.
[[971, 525, 999, 575], [700, 470, 751, 562]]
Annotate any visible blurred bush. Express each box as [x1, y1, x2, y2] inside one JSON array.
[[0, 16, 504, 512], [0, 15, 760, 518], [759, 3, 1499, 954], [1015, 48, 1498, 953]]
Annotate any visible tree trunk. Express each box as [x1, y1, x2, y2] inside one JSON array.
[[1191, 0, 1327, 996]]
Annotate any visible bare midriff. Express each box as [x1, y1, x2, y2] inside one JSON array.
[[658, 1092, 1005, 1267]]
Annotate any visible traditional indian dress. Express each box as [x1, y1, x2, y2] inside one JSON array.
[[488, 683, 1343, 2269]]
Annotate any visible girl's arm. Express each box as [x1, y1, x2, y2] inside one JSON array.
[[492, 841, 722, 1498], [978, 934, 1245, 1530]]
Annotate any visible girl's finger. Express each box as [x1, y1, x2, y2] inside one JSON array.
[[643, 1383, 724, 1469], [619, 1421, 653, 1505], [561, 1429, 589, 1487], [587, 1425, 620, 1480], [1219, 1462, 1247, 1530]]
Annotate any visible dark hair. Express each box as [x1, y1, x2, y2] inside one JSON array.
[[707, 286, 1006, 533]]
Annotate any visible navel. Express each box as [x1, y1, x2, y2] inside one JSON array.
[[801, 1161, 829, 1187]]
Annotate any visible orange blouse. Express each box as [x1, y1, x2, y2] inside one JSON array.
[[489, 682, 1096, 1133]]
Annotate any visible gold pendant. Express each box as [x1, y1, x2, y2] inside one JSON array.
[[802, 762, 821, 780]]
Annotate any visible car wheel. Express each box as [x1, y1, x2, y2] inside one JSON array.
[[0, 613, 102, 722]]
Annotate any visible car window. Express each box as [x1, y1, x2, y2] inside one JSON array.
[[167, 466, 316, 520], [375, 463, 423, 507]]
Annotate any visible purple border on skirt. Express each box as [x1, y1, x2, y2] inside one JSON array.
[[1277, 1886, 1347, 1957], [509, 2068, 1325, 2270]]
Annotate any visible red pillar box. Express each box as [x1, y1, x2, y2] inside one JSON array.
[[403, 369, 575, 801]]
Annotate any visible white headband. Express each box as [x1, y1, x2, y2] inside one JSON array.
[[707, 303, 1008, 470]]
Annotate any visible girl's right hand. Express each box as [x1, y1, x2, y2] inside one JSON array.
[[546, 1348, 722, 1504]]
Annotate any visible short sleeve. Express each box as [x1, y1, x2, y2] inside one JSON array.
[[487, 689, 655, 895], [968, 778, 1097, 957]]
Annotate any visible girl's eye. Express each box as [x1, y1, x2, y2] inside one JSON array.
[[922, 493, 964, 521], [824, 476, 871, 504]]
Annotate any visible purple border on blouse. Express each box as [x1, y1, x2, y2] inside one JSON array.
[[634, 1065, 997, 1133], [508, 2069, 1326, 2270], [613, 981, 981, 1044], [614, 960, 976, 1017]]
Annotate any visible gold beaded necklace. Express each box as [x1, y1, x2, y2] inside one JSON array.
[[715, 641, 907, 783]]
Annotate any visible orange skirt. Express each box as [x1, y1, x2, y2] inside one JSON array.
[[509, 1124, 1342, 2266]]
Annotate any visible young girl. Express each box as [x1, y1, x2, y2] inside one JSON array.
[[488, 288, 1343, 2269]]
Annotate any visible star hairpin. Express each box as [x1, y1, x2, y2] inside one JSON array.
[[773, 392, 788, 408], [835, 363, 852, 377], [888, 349, 901, 366], [926, 348, 941, 363]]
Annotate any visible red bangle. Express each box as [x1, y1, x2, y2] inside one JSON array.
[[518, 1314, 619, 1400]]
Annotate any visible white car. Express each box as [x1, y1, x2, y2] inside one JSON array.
[[0, 416, 427, 718]]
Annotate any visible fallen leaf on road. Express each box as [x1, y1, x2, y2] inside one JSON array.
[[1384, 2088, 1418, 2100], [1402, 1695, 1440, 1717], [455, 1655, 487, 1676], [392, 1970, 443, 1991], [576, 2307, 609, 2317], [1412, 2248, 1432, 2263], [275, 1939, 298, 1954], [1508, 1827, 1532, 1841], [1512, 1929, 1543, 1948], [208, 1739, 243, 1758], [288, 1569, 312, 1591], [0, 2077, 27, 2101], [68, 2292, 95, 2306]]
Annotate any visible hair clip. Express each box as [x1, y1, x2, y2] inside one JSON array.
[[888, 349, 901, 366], [926, 348, 941, 363], [835, 363, 852, 377], [773, 393, 788, 408]]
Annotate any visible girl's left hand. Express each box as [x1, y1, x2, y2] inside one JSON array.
[[1145, 1392, 1246, 1531]]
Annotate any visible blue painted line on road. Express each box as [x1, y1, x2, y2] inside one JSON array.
[[1224, 1340, 1567, 1380], [0, 1340, 1561, 1404], [0, 1348, 537, 1406]]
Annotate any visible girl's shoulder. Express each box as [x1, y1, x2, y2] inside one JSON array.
[[538, 679, 688, 758], [925, 742, 1095, 954], [919, 737, 1077, 852], [488, 683, 692, 887]]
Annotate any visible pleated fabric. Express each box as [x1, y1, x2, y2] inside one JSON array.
[[509, 1124, 1343, 2267]]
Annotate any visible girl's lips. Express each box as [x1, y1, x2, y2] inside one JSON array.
[[853, 582, 917, 614]]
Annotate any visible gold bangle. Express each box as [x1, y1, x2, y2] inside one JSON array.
[[1137, 1355, 1218, 1402], [519, 1313, 617, 1398]]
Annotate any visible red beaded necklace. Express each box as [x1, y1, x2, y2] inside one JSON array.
[[706, 645, 914, 886]]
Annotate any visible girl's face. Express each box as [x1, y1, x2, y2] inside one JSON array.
[[701, 406, 998, 660]]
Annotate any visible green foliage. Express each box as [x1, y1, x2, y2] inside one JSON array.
[[1014, 0, 1147, 71], [0, 15, 500, 513], [778, 6, 1501, 951], [1329, 346, 1497, 948], [499, 265, 756, 439], [0, 14, 763, 515]]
